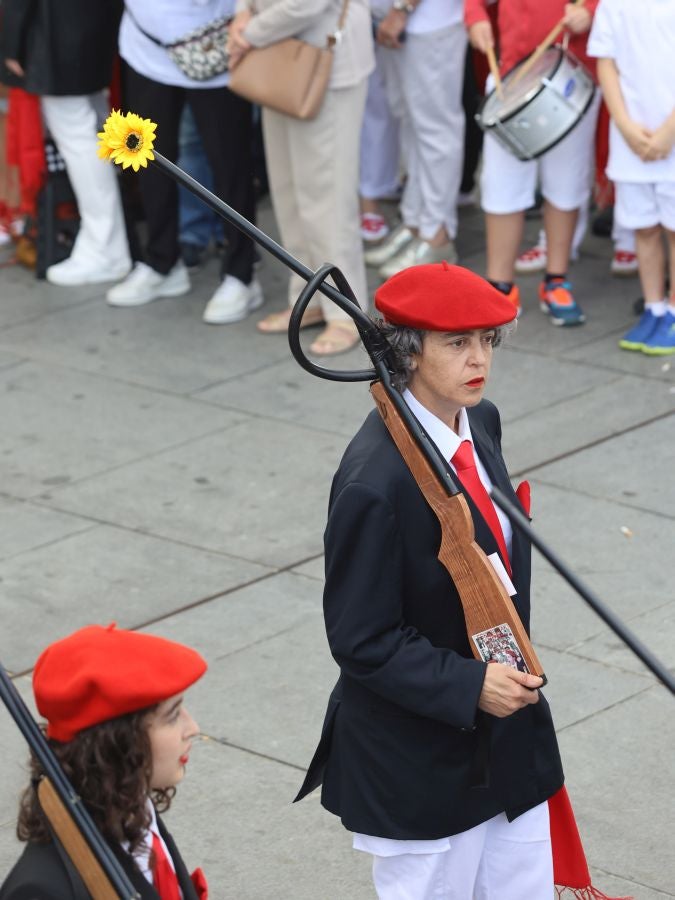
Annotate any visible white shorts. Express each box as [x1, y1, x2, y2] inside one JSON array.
[[614, 181, 675, 231], [354, 802, 553, 900], [480, 89, 601, 215]]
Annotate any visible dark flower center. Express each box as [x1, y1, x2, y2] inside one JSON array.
[[125, 132, 142, 150]]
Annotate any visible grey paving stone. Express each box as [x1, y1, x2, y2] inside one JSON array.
[[197, 354, 375, 438], [166, 740, 374, 899], [558, 685, 675, 894], [536, 645, 650, 731], [0, 288, 293, 395], [531, 415, 675, 517], [0, 359, 249, 500], [39, 418, 348, 568], [0, 267, 102, 330], [500, 376, 675, 474], [183, 613, 335, 770], [291, 556, 325, 582], [486, 346, 619, 423], [525, 485, 674, 648], [571, 600, 675, 681], [588, 869, 674, 900], [138, 571, 322, 668], [0, 497, 92, 561], [1, 524, 269, 673]]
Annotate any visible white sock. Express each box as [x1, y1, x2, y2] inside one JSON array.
[[646, 301, 667, 316]]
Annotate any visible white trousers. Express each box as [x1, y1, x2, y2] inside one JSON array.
[[262, 82, 369, 320], [359, 47, 401, 200], [362, 802, 554, 900], [41, 93, 130, 271], [481, 91, 602, 215], [379, 24, 467, 240]]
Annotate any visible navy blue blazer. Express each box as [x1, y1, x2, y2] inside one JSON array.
[[295, 401, 564, 839], [0, 813, 199, 899]]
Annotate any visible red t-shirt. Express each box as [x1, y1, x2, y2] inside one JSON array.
[[464, 0, 598, 80]]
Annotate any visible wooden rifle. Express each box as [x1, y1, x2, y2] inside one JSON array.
[[143, 149, 674, 694], [0, 663, 140, 898]]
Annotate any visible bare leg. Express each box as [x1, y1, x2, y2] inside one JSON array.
[[635, 225, 665, 303], [486, 212, 525, 282], [361, 197, 381, 216], [666, 228, 675, 307], [543, 201, 578, 274]]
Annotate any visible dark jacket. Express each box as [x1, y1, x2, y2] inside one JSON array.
[[295, 402, 564, 839], [0, 0, 123, 94], [0, 813, 200, 899]]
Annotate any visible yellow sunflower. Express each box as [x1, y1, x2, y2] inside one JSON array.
[[97, 110, 157, 172]]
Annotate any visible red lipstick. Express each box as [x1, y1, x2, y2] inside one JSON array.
[[465, 377, 485, 387]]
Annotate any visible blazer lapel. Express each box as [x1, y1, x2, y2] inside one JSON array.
[[468, 411, 529, 608], [158, 815, 200, 900], [110, 845, 159, 899]]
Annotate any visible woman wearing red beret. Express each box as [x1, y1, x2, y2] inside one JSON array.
[[295, 264, 607, 898], [1, 624, 208, 899]]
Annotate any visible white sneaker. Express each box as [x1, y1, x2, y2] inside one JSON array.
[[611, 250, 638, 277], [202, 275, 264, 324], [515, 242, 547, 274], [46, 256, 131, 287], [106, 261, 190, 307]]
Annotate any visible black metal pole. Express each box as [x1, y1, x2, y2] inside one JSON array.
[[148, 149, 674, 697], [0, 664, 140, 897], [491, 488, 675, 694]]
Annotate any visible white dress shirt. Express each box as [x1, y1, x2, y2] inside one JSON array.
[[402, 389, 513, 554]]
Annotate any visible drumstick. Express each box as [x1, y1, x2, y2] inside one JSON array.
[[511, 0, 586, 87], [486, 46, 503, 99]]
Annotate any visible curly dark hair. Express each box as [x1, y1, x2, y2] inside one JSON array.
[[17, 707, 175, 859]]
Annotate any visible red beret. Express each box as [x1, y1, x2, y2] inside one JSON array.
[[34, 624, 207, 742], [374, 262, 517, 330]]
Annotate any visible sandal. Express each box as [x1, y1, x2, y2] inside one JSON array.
[[257, 307, 324, 334], [309, 322, 360, 357]]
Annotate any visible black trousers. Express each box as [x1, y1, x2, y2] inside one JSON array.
[[122, 62, 255, 283]]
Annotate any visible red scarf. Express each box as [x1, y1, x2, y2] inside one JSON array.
[[550, 786, 631, 899]]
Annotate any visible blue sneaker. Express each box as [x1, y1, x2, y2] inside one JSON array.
[[642, 310, 675, 355], [539, 279, 586, 326], [618, 309, 660, 351]]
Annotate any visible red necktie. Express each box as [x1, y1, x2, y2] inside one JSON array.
[[151, 831, 181, 900], [451, 440, 512, 577]]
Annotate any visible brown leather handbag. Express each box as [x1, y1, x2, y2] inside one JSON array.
[[229, 0, 350, 120]]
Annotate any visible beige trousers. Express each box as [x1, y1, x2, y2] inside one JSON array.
[[262, 81, 368, 322]]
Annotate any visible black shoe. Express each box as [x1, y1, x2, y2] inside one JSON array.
[[180, 242, 206, 271]]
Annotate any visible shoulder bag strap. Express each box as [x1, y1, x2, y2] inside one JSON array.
[[327, 0, 352, 47], [124, 5, 169, 47]]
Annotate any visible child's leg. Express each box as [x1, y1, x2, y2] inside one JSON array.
[[486, 211, 526, 282], [635, 225, 665, 302], [666, 228, 675, 306], [543, 202, 578, 275]]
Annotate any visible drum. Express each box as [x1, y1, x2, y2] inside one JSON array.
[[476, 47, 596, 161]]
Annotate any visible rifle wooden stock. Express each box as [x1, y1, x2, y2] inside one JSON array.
[[38, 778, 120, 900], [371, 381, 546, 681]]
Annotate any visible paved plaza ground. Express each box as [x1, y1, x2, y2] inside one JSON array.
[[0, 198, 673, 898]]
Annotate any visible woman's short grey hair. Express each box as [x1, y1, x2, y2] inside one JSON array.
[[375, 318, 515, 393]]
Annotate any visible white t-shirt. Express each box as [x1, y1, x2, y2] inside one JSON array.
[[369, 0, 464, 35], [588, 0, 675, 182], [120, 0, 235, 89]]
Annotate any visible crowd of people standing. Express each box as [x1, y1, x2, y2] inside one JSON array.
[[1, 0, 674, 355]]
